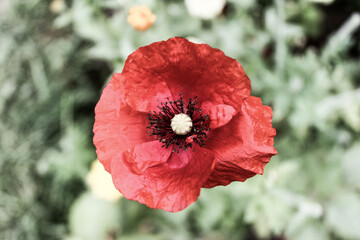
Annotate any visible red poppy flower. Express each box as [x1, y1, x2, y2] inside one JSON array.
[[93, 37, 277, 212]]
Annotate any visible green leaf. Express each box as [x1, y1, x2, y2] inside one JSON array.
[[69, 193, 121, 240], [342, 143, 360, 189], [325, 191, 360, 239]]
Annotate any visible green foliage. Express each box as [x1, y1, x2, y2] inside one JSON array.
[[69, 193, 121, 240], [1, 0, 360, 239], [0, 0, 99, 239]]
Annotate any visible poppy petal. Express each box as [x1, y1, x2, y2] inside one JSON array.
[[201, 101, 237, 129], [203, 96, 277, 188], [111, 146, 215, 212], [124, 141, 173, 174], [123, 72, 173, 113], [122, 37, 251, 112], [93, 73, 153, 172]]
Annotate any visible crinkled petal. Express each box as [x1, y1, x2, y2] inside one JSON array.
[[124, 141, 173, 174], [123, 71, 173, 113], [111, 146, 215, 212], [93, 73, 153, 172], [201, 101, 236, 129], [203, 96, 277, 188], [122, 37, 251, 112]]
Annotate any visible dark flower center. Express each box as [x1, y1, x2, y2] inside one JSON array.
[[147, 94, 210, 153]]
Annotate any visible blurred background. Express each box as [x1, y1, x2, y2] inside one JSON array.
[[0, 0, 360, 239]]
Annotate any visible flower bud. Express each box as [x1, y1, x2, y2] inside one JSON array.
[[127, 5, 156, 31]]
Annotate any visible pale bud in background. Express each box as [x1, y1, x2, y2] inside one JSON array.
[[186, 36, 204, 44], [127, 5, 156, 31], [86, 160, 122, 202], [50, 0, 66, 13], [184, 0, 226, 20]]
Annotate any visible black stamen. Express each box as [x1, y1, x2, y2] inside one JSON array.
[[147, 94, 210, 152]]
